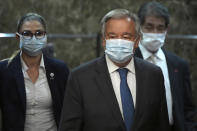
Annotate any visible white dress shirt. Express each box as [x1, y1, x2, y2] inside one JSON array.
[[105, 55, 136, 118], [20, 54, 57, 131], [139, 44, 173, 125]]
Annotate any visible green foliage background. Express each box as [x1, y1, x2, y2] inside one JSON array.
[[0, 0, 197, 125]]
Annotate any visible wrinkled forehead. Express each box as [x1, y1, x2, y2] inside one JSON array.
[[106, 16, 133, 24], [105, 17, 136, 31], [104, 17, 137, 39]]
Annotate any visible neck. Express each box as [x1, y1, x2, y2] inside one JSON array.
[[150, 50, 158, 54], [22, 52, 42, 68], [146, 48, 159, 54], [113, 58, 131, 68]]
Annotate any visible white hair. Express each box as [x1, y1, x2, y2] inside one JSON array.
[[100, 9, 141, 38]]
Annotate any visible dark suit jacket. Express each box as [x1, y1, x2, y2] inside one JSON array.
[[0, 52, 69, 131], [135, 47, 197, 131], [59, 56, 171, 131]]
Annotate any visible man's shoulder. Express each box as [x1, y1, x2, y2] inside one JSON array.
[[134, 57, 164, 85], [0, 58, 9, 64], [44, 55, 69, 70], [0, 58, 9, 69], [163, 49, 188, 66], [72, 57, 103, 74], [134, 56, 161, 72]]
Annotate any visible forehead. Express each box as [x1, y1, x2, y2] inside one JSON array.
[[105, 17, 136, 34], [20, 20, 44, 32], [144, 15, 165, 26]]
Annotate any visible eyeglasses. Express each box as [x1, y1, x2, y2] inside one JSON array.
[[17, 30, 46, 40], [142, 25, 167, 33]]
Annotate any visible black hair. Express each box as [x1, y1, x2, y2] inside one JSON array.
[[138, 1, 170, 27], [17, 13, 46, 32]]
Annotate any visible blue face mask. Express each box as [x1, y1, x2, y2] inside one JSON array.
[[18, 34, 47, 56], [105, 39, 135, 63]]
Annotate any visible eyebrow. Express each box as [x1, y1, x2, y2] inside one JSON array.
[[145, 23, 165, 27], [22, 30, 45, 32], [144, 23, 154, 26], [107, 32, 116, 35], [122, 32, 132, 36]]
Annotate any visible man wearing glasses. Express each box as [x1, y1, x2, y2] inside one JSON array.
[[135, 1, 197, 131]]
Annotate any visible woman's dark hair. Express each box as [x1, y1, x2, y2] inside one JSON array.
[[17, 13, 46, 32]]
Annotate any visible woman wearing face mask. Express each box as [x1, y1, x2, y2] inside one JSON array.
[[0, 13, 69, 131]]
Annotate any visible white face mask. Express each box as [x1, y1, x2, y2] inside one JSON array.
[[141, 32, 166, 52], [18, 34, 47, 56], [105, 39, 135, 63]]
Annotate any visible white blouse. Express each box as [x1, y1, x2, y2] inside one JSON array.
[[20, 54, 57, 131]]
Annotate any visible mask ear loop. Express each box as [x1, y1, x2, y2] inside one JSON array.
[[133, 37, 137, 42], [139, 28, 144, 41], [133, 34, 140, 43], [16, 32, 24, 49], [16, 32, 22, 37], [133, 34, 141, 54]]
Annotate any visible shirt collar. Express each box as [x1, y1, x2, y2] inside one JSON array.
[[139, 43, 165, 61], [105, 55, 135, 74], [20, 52, 45, 72], [40, 55, 45, 68]]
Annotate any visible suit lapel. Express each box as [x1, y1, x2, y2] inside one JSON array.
[[43, 56, 59, 107], [162, 49, 175, 91], [136, 47, 176, 93], [131, 57, 146, 130], [8, 54, 59, 115], [162, 49, 179, 114], [94, 56, 149, 130], [95, 56, 126, 130], [9, 53, 26, 113], [134, 47, 144, 59]]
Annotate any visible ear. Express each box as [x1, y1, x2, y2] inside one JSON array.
[[15, 32, 20, 41], [134, 35, 141, 49]]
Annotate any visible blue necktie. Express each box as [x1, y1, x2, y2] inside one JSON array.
[[118, 68, 134, 131]]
